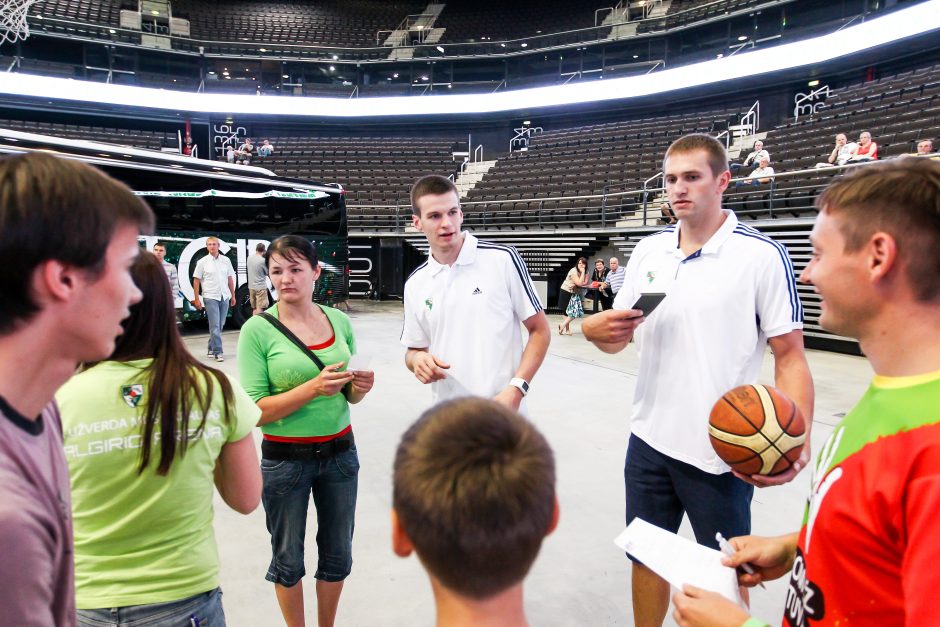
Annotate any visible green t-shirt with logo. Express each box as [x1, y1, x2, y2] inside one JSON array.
[[237, 303, 356, 437], [55, 359, 259, 609]]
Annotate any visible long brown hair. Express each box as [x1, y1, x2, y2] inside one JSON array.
[[92, 252, 235, 475]]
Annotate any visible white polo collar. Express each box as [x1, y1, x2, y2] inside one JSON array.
[[668, 210, 739, 259], [426, 231, 478, 276]]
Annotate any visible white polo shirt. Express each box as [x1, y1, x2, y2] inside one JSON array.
[[401, 231, 542, 406], [613, 211, 803, 474], [193, 253, 236, 300]]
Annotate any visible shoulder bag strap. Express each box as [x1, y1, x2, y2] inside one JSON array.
[[259, 312, 327, 371]]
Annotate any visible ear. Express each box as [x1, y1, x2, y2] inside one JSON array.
[[35, 259, 82, 304], [716, 169, 732, 194], [391, 509, 415, 558], [545, 497, 561, 537], [411, 212, 422, 230], [867, 231, 899, 283]]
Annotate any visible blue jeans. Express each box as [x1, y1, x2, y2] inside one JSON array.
[[203, 298, 229, 356], [261, 444, 359, 586], [624, 434, 753, 555], [77, 587, 224, 626]]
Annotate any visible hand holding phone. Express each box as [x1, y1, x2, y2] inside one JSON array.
[[630, 292, 666, 318]]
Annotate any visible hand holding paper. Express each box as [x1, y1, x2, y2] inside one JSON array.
[[613, 518, 744, 607]]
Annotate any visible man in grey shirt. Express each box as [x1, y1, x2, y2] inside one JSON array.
[[0, 153, 154, 626], [247, 242, 269, 315], [152, 242, 178, 289]]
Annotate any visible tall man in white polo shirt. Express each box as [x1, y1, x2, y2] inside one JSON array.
[[192, 236, 237, 362], [583, 134, 814, 627], [401, 175, 550, 411]]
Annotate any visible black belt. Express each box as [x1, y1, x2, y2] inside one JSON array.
[[262, 432, 354, 462]]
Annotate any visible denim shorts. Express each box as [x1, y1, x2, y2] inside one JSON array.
[[77, 587, 224, 626], [261, 443, 360, 587], [624, 434, 753, 558]]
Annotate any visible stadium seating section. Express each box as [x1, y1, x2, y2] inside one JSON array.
[[0, 117, 172, 150], [33, 0, 122, 26], [638, 0, 767, 32], [171, 1, 425, 47], [435, 0, 608, 43]]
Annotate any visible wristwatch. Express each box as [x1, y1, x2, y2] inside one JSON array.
[[509, 377, 530, 397]]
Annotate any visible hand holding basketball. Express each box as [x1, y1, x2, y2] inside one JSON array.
[[708, 384, 806, 478]]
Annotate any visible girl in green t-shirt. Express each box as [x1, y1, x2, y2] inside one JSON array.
[[57, 252, 262, 623], [237, 235, 374, 627]]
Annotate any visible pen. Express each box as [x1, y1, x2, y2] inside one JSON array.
[[715, 532, 766, 590]]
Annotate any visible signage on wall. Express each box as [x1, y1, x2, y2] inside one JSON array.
[[793, 85, 830, 121]]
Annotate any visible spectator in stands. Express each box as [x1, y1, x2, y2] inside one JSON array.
[[848, 130, 878, 161], [236, 138, 255, 165], [258, 139, 275, 158], [915, 138, 936, 157], [604, 257, 625, 302], [590, 258, 613, 312], [392, 397, 558, 627], [182, 134, 194, 157], [226, 145, 236, 164], [660, 202, 677, 225], [817, 133, 856, 168], [56, 252, 261, 626], [730, 140, 769, 174], [558, 257, 589, 335], [736, 156, 775, 187]]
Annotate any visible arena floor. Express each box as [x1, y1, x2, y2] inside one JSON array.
[[187, 300, 873, 626]]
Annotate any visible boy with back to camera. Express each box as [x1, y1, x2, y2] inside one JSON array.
[[391, 397, 559, 627]]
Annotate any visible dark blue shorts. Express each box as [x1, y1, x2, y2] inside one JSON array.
[[624, 433, 753, 558]]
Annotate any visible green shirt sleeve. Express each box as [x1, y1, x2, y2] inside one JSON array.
[[236, 317, 272, 403], [742, 618, 771, 627], [228, 378, 260, 442]]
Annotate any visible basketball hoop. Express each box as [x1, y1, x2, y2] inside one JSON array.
[[0, 0, 39, 46]]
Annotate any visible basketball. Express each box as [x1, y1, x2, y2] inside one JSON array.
[[708, 384, 806, 476]]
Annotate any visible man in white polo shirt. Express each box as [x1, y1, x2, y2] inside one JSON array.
[[401, 175, 550, 411], [192, 236, 236, 362], [583, 134, 814, 627]]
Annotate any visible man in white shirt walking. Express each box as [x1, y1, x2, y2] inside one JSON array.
[[192, 236, 236, 361]]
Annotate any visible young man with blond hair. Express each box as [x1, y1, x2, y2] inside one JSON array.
[[392, 397, 559, 627], [673, 157, 940, 627], [583, 134, 814, 626], [401, 175, 550, 411]]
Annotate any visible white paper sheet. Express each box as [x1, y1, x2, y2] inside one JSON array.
[[346, 354, 373, 372], [613, 518, 744, 606]]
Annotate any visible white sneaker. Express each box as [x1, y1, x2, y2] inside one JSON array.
[[214, 354, 225, 362]]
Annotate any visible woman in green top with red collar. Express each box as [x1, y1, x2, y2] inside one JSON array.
[[237, 235, 374, 627]]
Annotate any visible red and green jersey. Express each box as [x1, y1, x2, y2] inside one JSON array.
[[783, 370, 940, 626]]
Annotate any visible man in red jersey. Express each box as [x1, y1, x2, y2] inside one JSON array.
[[672, 157, 940, 626]]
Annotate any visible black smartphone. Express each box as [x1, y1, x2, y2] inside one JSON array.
[[630, 292, 666, 317]]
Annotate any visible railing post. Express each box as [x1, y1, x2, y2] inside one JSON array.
[[768, 179, 776, 219]]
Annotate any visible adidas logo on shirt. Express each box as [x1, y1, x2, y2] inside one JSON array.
[[472, 287, 483, 295]]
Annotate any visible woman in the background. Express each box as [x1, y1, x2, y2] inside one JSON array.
[[558, 256, 590, 335], [237, 235, 374, 627], [56, 252, 261, 626]]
